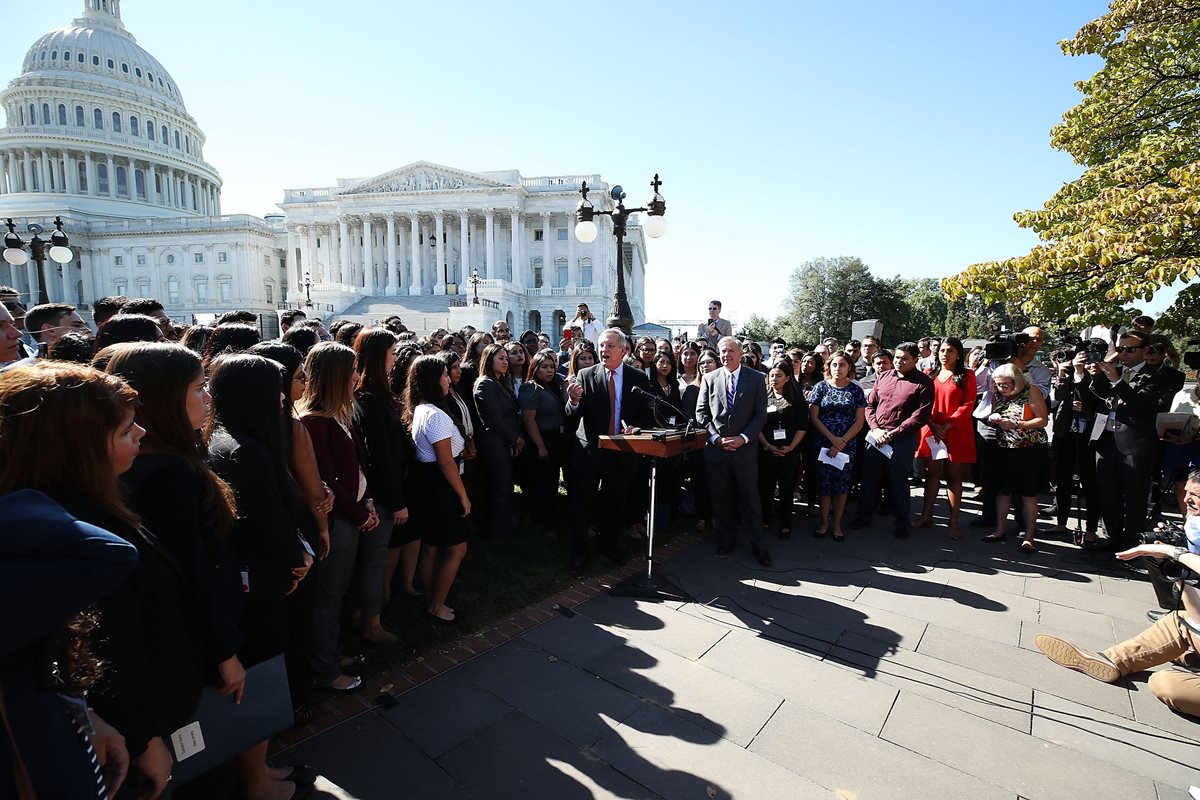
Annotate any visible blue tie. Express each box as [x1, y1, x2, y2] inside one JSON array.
[[726, 371, 736, 408]]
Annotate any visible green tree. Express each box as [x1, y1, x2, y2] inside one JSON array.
[[776, 256, 878, 345], [737, 314, 776, 342], [943, 0, 1200, 322]]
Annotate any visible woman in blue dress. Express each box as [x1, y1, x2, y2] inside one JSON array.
[[807, 353, 866, 540]]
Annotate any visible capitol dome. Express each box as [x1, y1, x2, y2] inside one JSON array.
[[0, 0, 222, 218]]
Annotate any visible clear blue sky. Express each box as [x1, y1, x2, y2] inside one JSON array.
[[10, 0, 1155, 327]]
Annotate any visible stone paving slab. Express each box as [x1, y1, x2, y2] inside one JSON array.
[[1023, 575, 1150, 621], [761, 581, 926, 650], [917, 621, 1136, 718], [1125, 669, 1200, 744], [830, 630, 1034, 732], [375, 669, 512, 760], [576, 593, 730, 661], [584, 639, 783, 747], [591, 704, 831, 800], [1032, 690, 1200, 791], [1033, 601, 1120, 643], [675, 590, 837, 657], [855, 585, 1024, 645], [437, 710, 656, 800], [749, 698, 1013, 800], [880, 691, 1158, 799], [698, 627, 898, 736], [518, 612, 626, 668]]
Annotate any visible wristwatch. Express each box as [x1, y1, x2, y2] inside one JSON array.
[[1171, 546, 1189, 561]]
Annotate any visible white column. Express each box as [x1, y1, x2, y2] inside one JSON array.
[[83, 153, 95, 196], [361, 215, 375, 293], [338, 216, 350, 286], [306, 225, 319, 286], [484, 209, 496, 280], [286, 225, 300, 297], [409, 212, 422, 295], [22, 149, 34, 192], [0, 152, 9, 194], [385, 212, 397, 294], [105, 156, 116, 198], [432, 211, 446, 294], [81, 249, 99, 305], [510, 209, 521, 288], [567, 212, 577, 289], [39, 149, 51, 192], [541, 212, 552, 289], [458, 210, 470, 292]]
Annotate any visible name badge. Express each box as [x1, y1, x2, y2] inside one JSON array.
[[299, 536, 315, 557], [773, 428, 786, 441], [668, 416, 677, 426], [1105, 411, 1118, 432], [767, 404, 778, 413], [1073, 417, 1087, 434]]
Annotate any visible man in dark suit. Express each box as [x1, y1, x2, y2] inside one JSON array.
[[565, 328, 652, 573], [1088, 330, 1177, 550], [695, 336, 771, 565]]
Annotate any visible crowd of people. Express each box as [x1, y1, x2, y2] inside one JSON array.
[[3, 285, 1199, 798]]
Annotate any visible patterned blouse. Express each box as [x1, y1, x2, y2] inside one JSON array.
[[993, 386, 1047, 449]]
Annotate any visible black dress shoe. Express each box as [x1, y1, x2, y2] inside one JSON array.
[[1147, 609, 1169, 623], [754, 548, 773, 567], [279, 764, 316, 784]]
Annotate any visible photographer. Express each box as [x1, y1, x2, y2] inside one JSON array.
[[1049, 340, 1106, 546], [568, 303, 603, 346], [1036, 470, 1200, 719]]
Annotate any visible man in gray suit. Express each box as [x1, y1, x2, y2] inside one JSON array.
[[695, 336, 772, 565], [696, 300, 733, 350]]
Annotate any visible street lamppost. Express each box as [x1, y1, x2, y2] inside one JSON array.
[[469, 268, 481, 305], [303, 271, 313, 308], [574, 174, 666, 335], [3, 217, 73, 306]]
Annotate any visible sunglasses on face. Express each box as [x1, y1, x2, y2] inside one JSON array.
[[1116, 346, 1143, 353]]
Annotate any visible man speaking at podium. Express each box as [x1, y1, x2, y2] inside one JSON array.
[[696, 336, 771, 565], [566, 328, 652, 574]]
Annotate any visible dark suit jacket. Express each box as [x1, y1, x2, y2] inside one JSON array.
[[474, 376, 522, 448], [1050, 371, 1100, 437], [301, 414, 373, 527], [1089, 362, 1178, 454], [208, 427, 309, 596], [353, 390, 409, 512], [695, 366, 768, 451], [0, 490, 139, 799], [569, 362, 653, 449]]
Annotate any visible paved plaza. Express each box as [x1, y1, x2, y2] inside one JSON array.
[[277, 491, 1200, 799]]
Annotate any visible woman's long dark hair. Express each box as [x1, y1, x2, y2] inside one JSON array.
[[941, 336, 969, 387], [205, 353, 291, 498], [93, 314, 162, 352], [463, 332, 493, 371], [202, 323, 262, 372], [104, 342, 238, 537], [354, 327, 398, 399], [281, 325, 319, 356], [477, 342, 509, 391], [402, 355, 449, 428]]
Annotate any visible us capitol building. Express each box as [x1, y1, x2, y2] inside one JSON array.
[[0, 0, 648, 336]]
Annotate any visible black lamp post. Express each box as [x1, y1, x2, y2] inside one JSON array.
[[3, 217, 72, 306], [574, 174, 666, 335], [469, 268, 481, 305], [303, 271, 313, 308]]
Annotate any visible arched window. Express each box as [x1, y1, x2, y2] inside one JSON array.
[[134, 170, 146, 199], [76, 161, 88, 192], [78, 53, 84, 63], [64, 51, 70, 61], [51, 51, 58, 61], [94, 108, 103, 129], [161, 124, 168, 143], [154, 172, 162, 194], [29, 105, 35, 125], [74, 105, 84, 126], [115, 166, 128, 197], [166, 275, 180, 304], [554, 257, 568, 288], [531, 257, 544, 288], [146, 120, 154, 140], [42, 104, 50, 124], [147, 71, 153, 82], [184, 135, 190, 154], [135, 67, 142, 78], [97, 163, 109, 194], [121, 63, 129, 73], [130, 115, 138, 136], [56, 104, 66, 125], [92, 55, 99, 66], [111, 112, 121, 133], [173, 130, 180, 149], [106, 58, 114, 69]]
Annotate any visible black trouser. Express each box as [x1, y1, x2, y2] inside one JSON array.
[[1095, 433, 1157, 549], [758, 449, 801, 531], [706, 444, 766, 550], [1053, 430, 1099, 531], [975, 427, 1027, 531], [856, 432, 918, 533], [477, 433, 516, 539], [569, 447, 639, 562], [526, 429, 565, 533]]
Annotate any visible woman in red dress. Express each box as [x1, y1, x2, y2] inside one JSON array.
[[913, 337, 977, 539]]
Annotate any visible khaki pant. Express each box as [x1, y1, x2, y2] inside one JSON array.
[[1104, 611, 1200, 717]]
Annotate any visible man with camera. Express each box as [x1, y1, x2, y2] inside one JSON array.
[[1087, 329, 1178, 551], [568, 303, 603, 346], [1036, 469, 1200, 719], [696, 300, 732, 351]]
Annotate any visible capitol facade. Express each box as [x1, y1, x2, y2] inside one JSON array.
[[0, 0, 648, 337]]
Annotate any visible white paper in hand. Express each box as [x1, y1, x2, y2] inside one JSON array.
[[171, 721, 206, 761], [818, 447, 850, 471], [924, 436, 949, 461], [865, 430, 893, 459]]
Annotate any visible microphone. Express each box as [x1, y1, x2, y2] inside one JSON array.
[[632, 386, 691, 429]]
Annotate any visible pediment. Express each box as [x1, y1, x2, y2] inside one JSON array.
[[341, 162, 514, 196]]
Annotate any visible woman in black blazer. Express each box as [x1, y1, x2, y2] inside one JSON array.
[[473, 342, 524, 539], [519, 349, 567, 535], [0, 361, 207, 798], [353, 327, 408, 641]]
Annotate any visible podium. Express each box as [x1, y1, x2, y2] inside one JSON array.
[[599, 429, 707, 601]]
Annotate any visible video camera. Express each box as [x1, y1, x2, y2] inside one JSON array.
[[1184, 336, 1200, 371], [984, 329, 1030, 361], [1141, 523, 1197, 583], [1053, 336, 1108, 365]]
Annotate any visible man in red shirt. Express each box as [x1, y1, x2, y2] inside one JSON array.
[[849, 342, 933, 538]]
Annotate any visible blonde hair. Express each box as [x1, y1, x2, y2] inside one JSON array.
[[991, 362, 1029, 393]]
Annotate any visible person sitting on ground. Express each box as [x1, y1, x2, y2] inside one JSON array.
[[1036, 469, 1200, 719]]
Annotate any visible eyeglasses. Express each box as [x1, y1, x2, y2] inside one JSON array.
[[1116, 346, 1143, 353], [993, 381, 1014, 388], [708, 306, 719, 310]]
